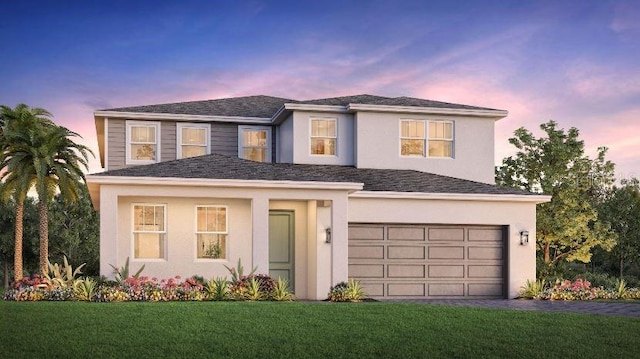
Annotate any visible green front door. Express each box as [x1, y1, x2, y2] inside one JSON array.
[[269, 210, 295, 292]]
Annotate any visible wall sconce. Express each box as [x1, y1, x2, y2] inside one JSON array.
[[520, 231, 529, 245], [325, 228, 332, 243]]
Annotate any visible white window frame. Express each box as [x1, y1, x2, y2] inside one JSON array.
[[194, 205, 229, 261], [238, 126, 272, 163], [399, 119, 426, 157], [177, 123, 210, 159], [399, 119, 454, 158], [131, 203, 167, 261], [126, 121, 161, 165], [309, 117, 338, 156], [427, 120, 454, 158]]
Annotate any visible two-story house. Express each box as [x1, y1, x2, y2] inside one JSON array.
[[86, 94, 549, 300]]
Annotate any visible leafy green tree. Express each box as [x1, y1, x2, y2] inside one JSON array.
[[496, 121, 616, 276], [0, 104, 53, 280], [598, 178, 640, 278], [48, 188, 100, 276]]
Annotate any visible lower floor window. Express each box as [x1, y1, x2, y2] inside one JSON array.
[[196, 206, 228, 259], [133, 204, 166, 259]]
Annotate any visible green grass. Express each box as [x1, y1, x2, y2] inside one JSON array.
[[2, 301, 639, 358]]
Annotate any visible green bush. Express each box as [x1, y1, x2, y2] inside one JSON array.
[[328, 279, 365, 302]]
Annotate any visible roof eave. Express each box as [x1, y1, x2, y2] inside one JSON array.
[[346, 104, 508, 119], [351, 191, 551, 203], [93, 110, 272, 124]]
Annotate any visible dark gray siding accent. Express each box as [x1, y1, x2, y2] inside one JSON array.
[[107, 119, 126, 171], [211, 122, 238, 157], [161, 121, 176, 162]]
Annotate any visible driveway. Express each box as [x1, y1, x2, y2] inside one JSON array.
[[389, 299, 640, 317]]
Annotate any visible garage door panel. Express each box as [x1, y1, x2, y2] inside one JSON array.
[[468, 246, 503, 260], [349, 224, 505, 299], [428, 283, 465, 296], [349, 226, 384, 240], [361, 283, 384, 296], [429, 246, 464, 259], [468, 265, 503, 278], [349, 245, 384, 259], [428, 265, 464, 278], [388, 246, 425, 259], [388, 283, 425, 296], [388, 227, 425, 241], [428, 228, 464, 241], [388, 264, 425, 278], [349, 264, 384, 278], [468, 228, 503, 242], [468, 283, 503, 296]]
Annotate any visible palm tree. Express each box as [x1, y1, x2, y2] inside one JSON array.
[[0, 104, 53, 280], [30, 125, 93, 273]]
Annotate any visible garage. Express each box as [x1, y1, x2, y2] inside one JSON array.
[[348, 224, 507, 299]]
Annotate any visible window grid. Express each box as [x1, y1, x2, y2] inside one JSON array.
[[128, 123, 159, 163], [310, 118, 337, 155], [242, 129, 268, 162], [132, 204, 166, 259], [400, 120, 453, 158], [178, 124, 209, 159], [196, 206, 228, 259]]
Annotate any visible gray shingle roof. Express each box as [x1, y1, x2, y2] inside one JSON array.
[[96, 153, 533, 196], [103, 95, 295, 118], [101, 94, 501, 118], [298, 94, 498, 111]]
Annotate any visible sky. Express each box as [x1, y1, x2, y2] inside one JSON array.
[[1, 0, 639, 178]]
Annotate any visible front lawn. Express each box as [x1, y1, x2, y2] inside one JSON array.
[[1, 301, 639, 358]]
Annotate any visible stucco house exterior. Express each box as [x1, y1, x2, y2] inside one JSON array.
[[86, 94, 550, 300]]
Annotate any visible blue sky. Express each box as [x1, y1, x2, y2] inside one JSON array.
[[1, 0, 639, 177]]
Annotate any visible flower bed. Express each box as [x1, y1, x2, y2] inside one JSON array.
[[3, 274, 293, 302], [519, 278, 640, 300]]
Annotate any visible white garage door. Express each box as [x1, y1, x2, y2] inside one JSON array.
[[348, 224, 506, 299]]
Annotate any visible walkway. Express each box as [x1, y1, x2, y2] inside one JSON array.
[[389, 299, 640, 318]]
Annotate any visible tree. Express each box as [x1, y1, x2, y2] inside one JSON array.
[[598, 178, 640, 278], [48, 188, 100, 276], [496, 121, 616, 276], [0, 104, 53, 280], [0, 104, 93, 274], [30, 125, 93, 273]]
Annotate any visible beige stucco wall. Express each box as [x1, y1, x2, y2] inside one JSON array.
[[354, 112, 496, 184], [97, 182, 351, 300], [116, 196, 252, 279], [348, 197, 537, 298]]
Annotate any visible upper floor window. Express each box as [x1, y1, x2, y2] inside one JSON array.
[[238, 126, 271, 162], [177, 123, 210, 159], [428, 121, 453, 157], [132, 204, 166, 259], [310, 118, 336, 155], [400, 120, 453, 158], [126, 121, 160, 165], [196, 206, 228, 259]]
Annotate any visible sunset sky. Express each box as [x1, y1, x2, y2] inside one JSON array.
[[1, 0, 639, 178]]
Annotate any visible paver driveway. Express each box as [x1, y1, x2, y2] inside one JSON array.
[[392, 299, 640, 317]]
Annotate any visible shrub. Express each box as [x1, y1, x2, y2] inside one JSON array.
[[518, 279, 547, 299], [574, 272, 618, 289], [224, 258, 257, 283], [109, 257, 145, 285], [328, 279, 365, 302], [272, 278, 294, 301], [74, 277, 98, 301], [205, 277, 230, 301], [43, 256, 86, 290], [230, 274, 276, 301]]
